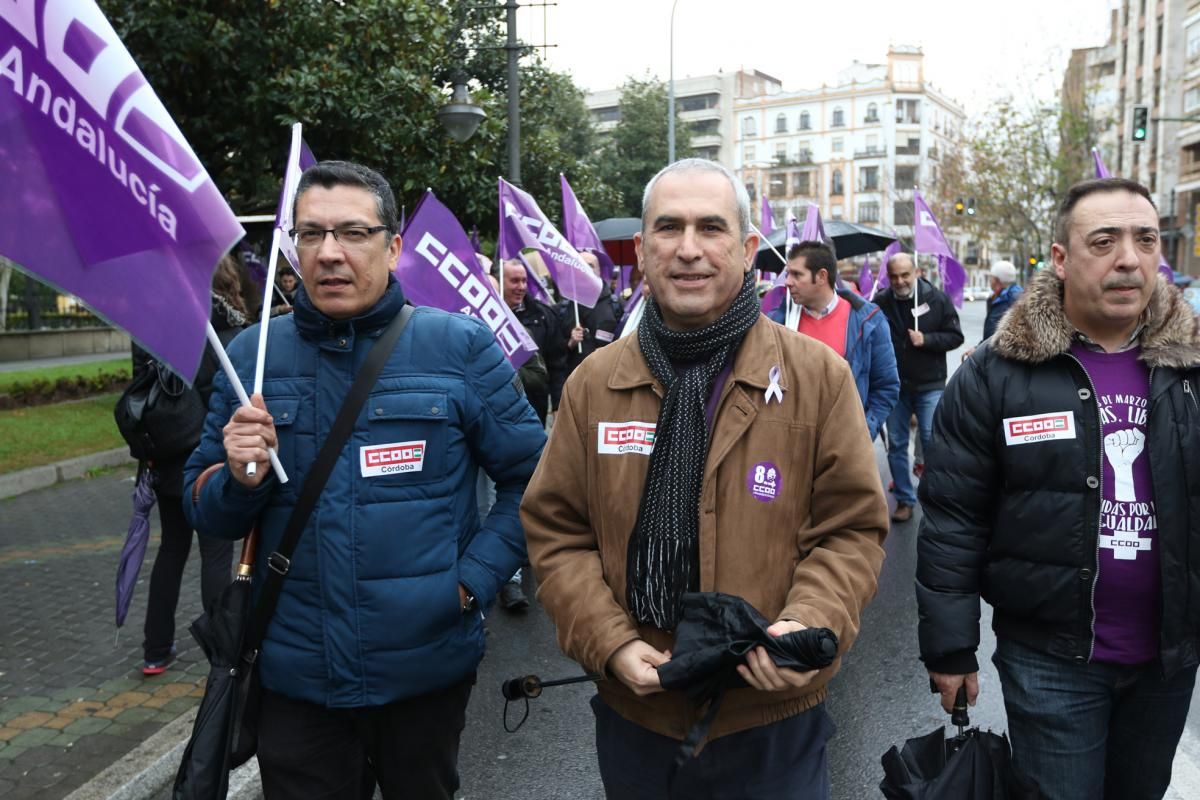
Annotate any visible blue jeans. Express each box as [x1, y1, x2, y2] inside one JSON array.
[[992, 637, 1197, 800], [592, 695, 833, 799], [885, 389, 942, 506]]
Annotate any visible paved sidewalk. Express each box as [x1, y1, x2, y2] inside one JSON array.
[[0, 352, 131, 374], [0, 466, 210, 799]]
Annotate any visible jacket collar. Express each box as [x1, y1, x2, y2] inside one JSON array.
[[991, 269, 1200, 368], [608, 315, 787, 394], [293, 275, 408, 340]]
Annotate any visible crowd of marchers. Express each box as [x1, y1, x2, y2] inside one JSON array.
[[141, 156, 1200, 800]]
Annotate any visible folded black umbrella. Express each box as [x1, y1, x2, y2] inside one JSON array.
[[658, 592, 839, 702], [880, 688, 1041, 800]]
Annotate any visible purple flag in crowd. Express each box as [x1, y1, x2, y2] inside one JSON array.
[[858, 254, 874, 298], [913, 191, 967, 307], [274, 123, 317, 274], [760, 196, 774, 238], [1091, 147, 1173, 282], [873, 238, 902, 298], [0, 1, 244, 380], [516, 252, 553, 307], [761, 204, 820, 314], [560, 173, 616, 282], [498, 178, 602, 307], [395, 190, 536, 369]]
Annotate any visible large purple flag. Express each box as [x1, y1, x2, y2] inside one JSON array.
[[274, 123, 317, 274], [560, 173, 616, 281], [913, 190, 967, 307], [516, 252, 553, 307], [858, 254, 874, 297], [498, 178, 602, 307], [396, 190, 536, 368], [0, 1, 244, 380], [1091, 147, 1173, 282], [760, 196, 774, 238], [761, 205, 818, 314]]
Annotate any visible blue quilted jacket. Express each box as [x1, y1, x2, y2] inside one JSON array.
[[184, 277, 545, 708]]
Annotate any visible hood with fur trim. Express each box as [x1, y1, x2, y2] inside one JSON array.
[[991, 269, 1200, 369]]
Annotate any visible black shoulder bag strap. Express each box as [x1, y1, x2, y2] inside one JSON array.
[[243, 303, 415, 653]]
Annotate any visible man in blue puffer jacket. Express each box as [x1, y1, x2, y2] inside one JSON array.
[[766, 240, 899, 440], [184, 161, 545, 800]]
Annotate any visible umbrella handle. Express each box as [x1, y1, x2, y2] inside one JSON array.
[[951, 685, 970, 730], [238, 524, 260, 577]]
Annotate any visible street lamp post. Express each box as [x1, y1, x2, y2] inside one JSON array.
[[668, 0, 679, 164], [505, 0, 521, 184]]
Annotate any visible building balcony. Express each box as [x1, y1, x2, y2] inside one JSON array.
[[854, 146, 886, 159], [895, 144, 921, 156]]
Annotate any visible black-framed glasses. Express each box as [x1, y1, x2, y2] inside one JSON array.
[[289, 225, 389, 249]]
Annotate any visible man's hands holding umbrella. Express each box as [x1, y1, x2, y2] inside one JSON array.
[[929, 670, 979, 714], [224, 393, 277, 488], [737, 620, 817, 692]]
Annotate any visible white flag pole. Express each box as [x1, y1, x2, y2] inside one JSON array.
[[206, 323, 288, 483], [912, 186, 920, 334], [573, 300, 583, 354]]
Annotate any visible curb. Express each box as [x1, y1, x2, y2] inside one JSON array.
[[63, 706, 262, 800], [0, 447, 134, 500]]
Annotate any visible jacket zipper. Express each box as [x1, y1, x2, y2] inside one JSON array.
[[1185, 379, 1198, 413], [1065, 353, 1104, 663]]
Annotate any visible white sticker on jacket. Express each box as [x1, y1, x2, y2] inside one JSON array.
[[594, 329, 615, 343], [912, 302, 931, 317], [360, 440, 426, 476], [598, 422, 657, 455], [1002, 412, 1076, 446]]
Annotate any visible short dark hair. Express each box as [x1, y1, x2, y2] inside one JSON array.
[[786, 240, 836, 284], [293, 160, 399, 233], [1054, 178, 1155, 249]]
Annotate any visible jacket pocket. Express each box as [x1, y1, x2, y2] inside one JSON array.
[[265, 396, 302, 491], [361, 390, 449, 487]]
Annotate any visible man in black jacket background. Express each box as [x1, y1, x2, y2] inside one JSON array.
[[873, 253, 963, 522], [916, 178, 1200, 800]]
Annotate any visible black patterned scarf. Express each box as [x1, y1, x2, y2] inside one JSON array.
[[627, 271, 760, 630]]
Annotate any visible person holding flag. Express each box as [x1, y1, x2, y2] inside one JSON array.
[[873, 251, 963, 522], [558, 250, 620, 377], [184, 161, 545, 799], [767, 240, 898, 442]]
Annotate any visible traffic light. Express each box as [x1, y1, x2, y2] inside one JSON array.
[[966, 197, 976, 216], [1131, 105, 1149, 143], [1028, 256, 1037, 268], [954, 197, 965, 215]]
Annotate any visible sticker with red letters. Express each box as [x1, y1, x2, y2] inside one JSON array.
[[1002, 412, 1076, 446], [597, 422, 657, 455], [360, 440, 426, 477]]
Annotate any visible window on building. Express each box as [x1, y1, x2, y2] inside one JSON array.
[[799, 110, 811, 130], [775, 143, 787, 162], [1186, 87, 1200, 112], [893, 202, 914, 226], [794, 172, 811, 196], [593, 106, 620, 123], [678, 93, 720, 112], [745, 182, 756, 202], [775, 113, 788, 133], [860, 166, 879, 191], [743, 145, 756, 163], [769, 173, 787, 196], [688, 118, 720, 135], [831, 169, 844, 195], [831, 204, 844, 220], [694, 147, 719, 160], [893, 61, 919, 84], [865, 102, 879, 123], [896, 99, 921, 124], [832, 138, 844, 153], [1189, 23, 1200, 60], [742, 117, 757, 137], [858, 202, 880, 223], [865, 134, 879, 153], [1157, 22, 1163, 56], [895, 165, 917, 186], [832, 107, 845, 127]]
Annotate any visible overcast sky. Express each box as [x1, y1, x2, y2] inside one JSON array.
[[530, 0, 1118, 116]]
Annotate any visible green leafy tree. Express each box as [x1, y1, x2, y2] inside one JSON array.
[[598, 77, 693, 216]]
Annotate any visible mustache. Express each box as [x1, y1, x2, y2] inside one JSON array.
[[1103, 276, 1144, 290]]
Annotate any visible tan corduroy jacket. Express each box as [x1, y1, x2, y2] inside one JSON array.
[[521, 315, 888, 743]]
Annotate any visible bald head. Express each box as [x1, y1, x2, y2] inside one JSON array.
[[579, 250, 601, 276], [886, 252, 916, 299]]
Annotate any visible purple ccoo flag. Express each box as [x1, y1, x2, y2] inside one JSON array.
[[0, 1, 244, 380], [762, 204, 819, 314], [560, 173, 616, 281], [913, 190, 967, 307], [760, 196, 774, 238], [396, 190, 537, 369], [274, 124, 318, 274], [498, 178, 602, 307], [858, 254, 874, 298]]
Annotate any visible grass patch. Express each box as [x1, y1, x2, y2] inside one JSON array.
[[0, 358, 129, 393], [0, 393, 126, 475]]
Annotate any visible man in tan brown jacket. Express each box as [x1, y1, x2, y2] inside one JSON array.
[[521, 158, 888, 799]]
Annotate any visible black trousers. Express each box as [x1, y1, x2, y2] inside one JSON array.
[[592, 694, 834, 800], [257, 676, 474, 800], [142, 490, 232, 662]]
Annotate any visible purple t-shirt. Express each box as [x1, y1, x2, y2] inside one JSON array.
[[1070, 344, 1160, 665]]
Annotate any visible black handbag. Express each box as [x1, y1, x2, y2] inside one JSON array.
[[173, 305, 415, 800], [114, 360, 206, 462]]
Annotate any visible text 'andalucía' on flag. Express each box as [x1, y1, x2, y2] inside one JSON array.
[[913, 190, 967, 308]]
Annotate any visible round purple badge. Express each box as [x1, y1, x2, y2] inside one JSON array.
[[747, 461, 781, 503]]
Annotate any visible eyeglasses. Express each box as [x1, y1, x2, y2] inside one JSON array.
[[289, 225, 389, 249]]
